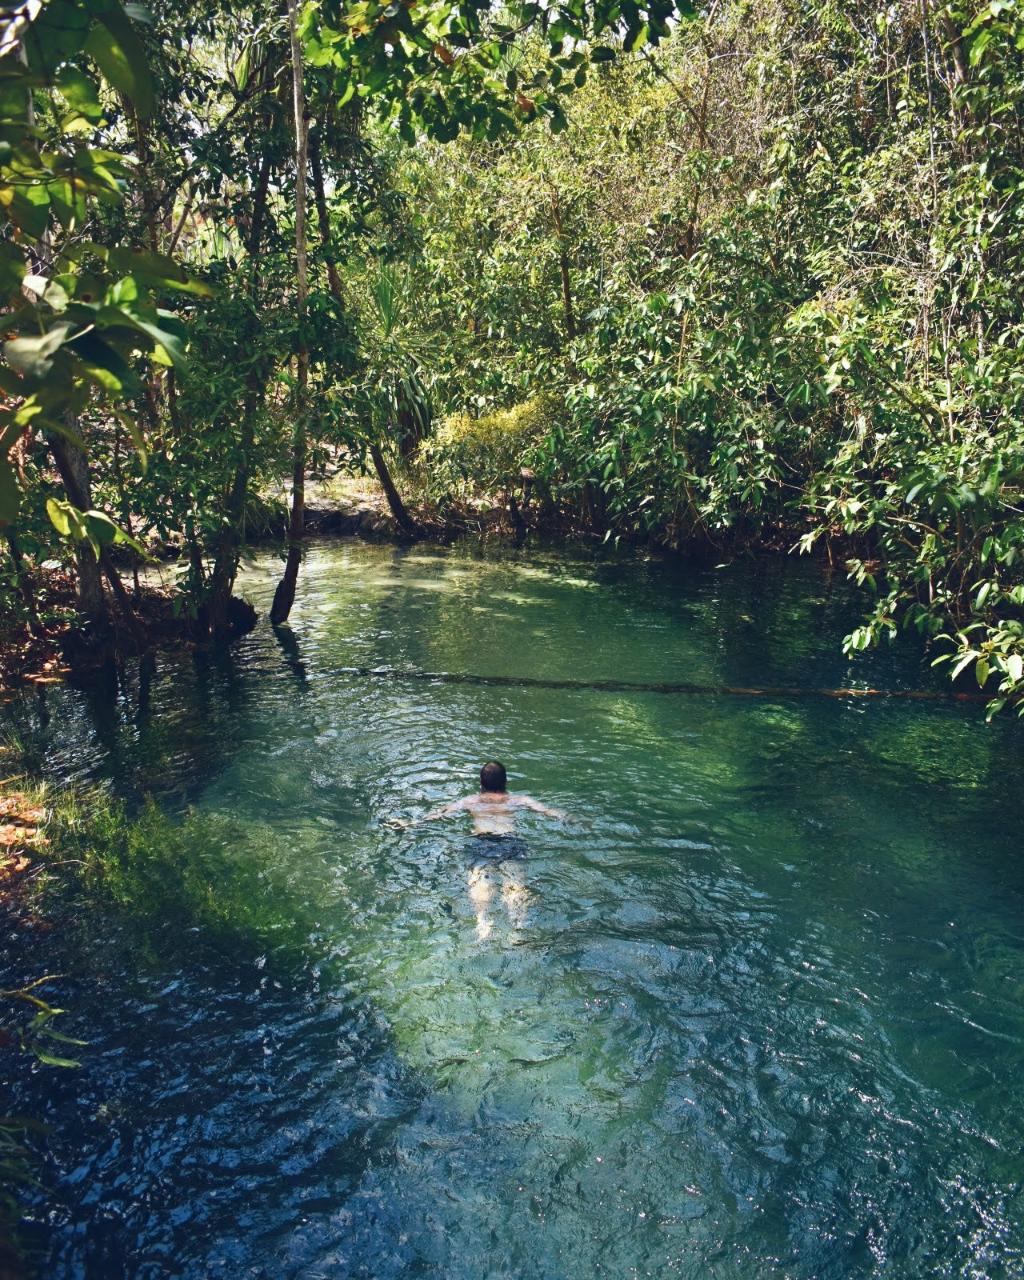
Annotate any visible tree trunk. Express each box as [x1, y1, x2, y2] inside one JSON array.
[[310, 113, 420, 539], [6, 532, 43, 637], [369, 442, 419, 536], [207, 389, 260, 633], [310, 135, 345, 303], [549, 187, 577, 343], [47, 428, 108, 630], [207, 147, 273, 635], [270, 0, 310, 627], [507, 492, 527, 547], [49, 433, 139, 634]]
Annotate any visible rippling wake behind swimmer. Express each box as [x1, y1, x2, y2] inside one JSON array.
[[384, 761, 568, 843]]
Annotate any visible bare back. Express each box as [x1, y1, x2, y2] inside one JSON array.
[[454, 791, 566, 836], [390, 788, 567, 835]]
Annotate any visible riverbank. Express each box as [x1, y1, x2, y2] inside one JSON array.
[[0, 473, 576, 689], [0, 468, 997, 710], [0, 573, 258, 692]]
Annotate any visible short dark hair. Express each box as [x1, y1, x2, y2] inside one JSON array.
[[480, 761, 507, 792]]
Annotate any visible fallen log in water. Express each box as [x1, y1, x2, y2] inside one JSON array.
[[328, 666, 988, 703]]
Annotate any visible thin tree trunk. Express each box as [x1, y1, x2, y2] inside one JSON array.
[[48, 429, 139, 634], [507, 492, 527, 547], [128, 99, 167, 434], [46, 428, 108, 629], [369, 442, 419, 536], [270, 0, 309, 627], [309, 144, 420, 539], [6, 532, 43, 637], [310, 135, 344, 302], [207, 147, 273, 634], [549, 189, 577, 342]]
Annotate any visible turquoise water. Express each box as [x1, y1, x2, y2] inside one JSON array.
[[5, 541, 1024, 1278]]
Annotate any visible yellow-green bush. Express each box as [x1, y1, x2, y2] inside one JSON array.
[[416, 395, 559, 508]]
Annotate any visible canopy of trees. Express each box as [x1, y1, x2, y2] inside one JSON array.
[[2, 0, 1023, 713]]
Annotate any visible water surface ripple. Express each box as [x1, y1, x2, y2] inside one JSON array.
[[4, 542, 1024, 1278]]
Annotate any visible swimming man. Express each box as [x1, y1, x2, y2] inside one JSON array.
[[386, 761, 567, 837], [385, 761, 567, 939]]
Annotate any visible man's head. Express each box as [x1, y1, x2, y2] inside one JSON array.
[[480, 761, 508, 793]]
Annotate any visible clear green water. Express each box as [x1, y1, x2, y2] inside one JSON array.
[[5, 541, 1024, 1278]]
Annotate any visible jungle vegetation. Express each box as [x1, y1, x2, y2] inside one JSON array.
[[1, 0, 1023, 713]]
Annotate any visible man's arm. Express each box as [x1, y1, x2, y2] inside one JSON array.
[[383, 797, 467, 830], [515, 795, 569, 821]]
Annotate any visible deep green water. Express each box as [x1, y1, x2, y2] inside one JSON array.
[[5, 541, 1024, 1278]]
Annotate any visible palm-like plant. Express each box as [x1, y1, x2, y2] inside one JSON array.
[[362, 265, 433, 452], [356, 265, 434, 532]]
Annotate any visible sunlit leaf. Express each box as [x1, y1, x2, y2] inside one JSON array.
[[84, 1, 155, 118], [4, 322, 75, 379]]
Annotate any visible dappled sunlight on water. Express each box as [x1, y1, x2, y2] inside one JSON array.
[[4, 541, 1024, 1277]]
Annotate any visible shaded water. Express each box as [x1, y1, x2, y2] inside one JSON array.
[[5, 541, 1024, 1278]]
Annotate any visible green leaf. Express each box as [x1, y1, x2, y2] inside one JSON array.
[[950, 651, 976, 681], [5, 183, 51, 238], [95, 304, 187, 365], [65, 330, 135, 393], [83, 510, 119, 547], [23, 274, 69, 312], [235, 44, 251, 92], [45, 498, 142, 557], [56, 65, 104, 121], [115, 410, 147, 471], [625, 23, 648, 52], [45, 496, 73, 536], [33, 1051, 81, 1069], [969, 28, 992, 66], [85, 1, 155, 118], [0, 453, 20, 525], [47, 178, 88, 230], [41, 1028, 89, 1048], [108, 248, 214, 297], [4, 322, 75, 379], [0, 240, 26, 296], [83, 509, 145, 554]]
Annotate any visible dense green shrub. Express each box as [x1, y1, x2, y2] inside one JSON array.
[[417, 395, 560, 511]]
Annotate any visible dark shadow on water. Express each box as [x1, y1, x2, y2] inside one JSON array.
[[272, 624, 309, 693], [0, 888, 427, 1280]]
